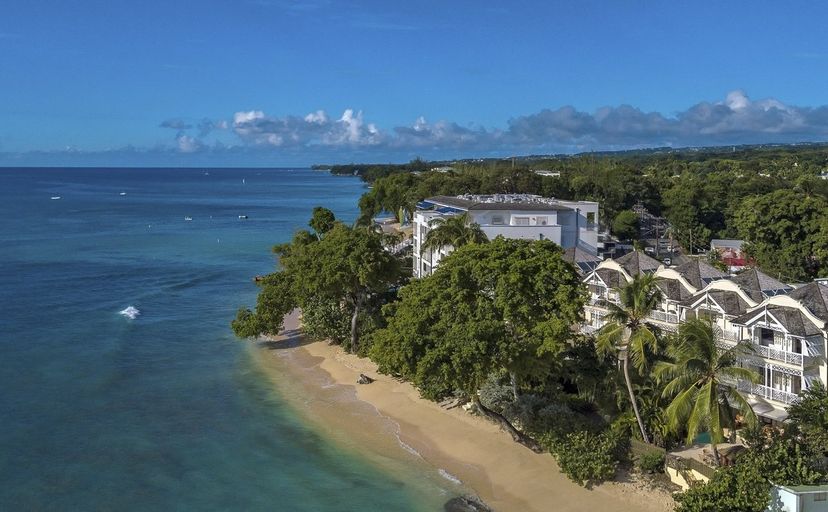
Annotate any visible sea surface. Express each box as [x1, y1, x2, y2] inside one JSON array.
[[0, 168, 459, 511]]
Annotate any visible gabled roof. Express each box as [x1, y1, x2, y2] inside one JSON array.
[[682, 289, 750, 316], [656, 279, 693, 302], [786, 282, 828, 322], [595, 268, 626, 289], [673, 259, 727, 290], [729, 268, 791, 302], [615, 251, 661, 277], [732, 306, 822, 337]]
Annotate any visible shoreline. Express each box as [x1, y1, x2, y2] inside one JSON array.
[[252, 311, 674, 512]]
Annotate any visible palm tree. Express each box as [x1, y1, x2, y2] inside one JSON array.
[[420, 213, 487, 269], [596, 273, 663, 444], [656, 319, 758, 465]]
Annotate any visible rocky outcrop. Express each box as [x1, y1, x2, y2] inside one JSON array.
[[356, 373, 375, 384], [444, 495, 493, 512]]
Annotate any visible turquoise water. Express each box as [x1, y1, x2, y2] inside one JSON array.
[[0, 168, 455, 511]]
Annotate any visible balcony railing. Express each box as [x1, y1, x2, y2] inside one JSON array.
[[646, 310, 679, 324], [734, 381, 801, 405], [754, 344, 804, 366]]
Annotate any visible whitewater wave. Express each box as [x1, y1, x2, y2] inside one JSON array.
[[438, 469, 462, 485], [119, 306, 140, 320]]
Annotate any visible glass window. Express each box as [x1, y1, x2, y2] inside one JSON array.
[[514, 217, 530, 226], [536, 216, 548, 226], [491, 215, 504, 225], [815, 493, 827, 502], [586, 212, 596, 229]]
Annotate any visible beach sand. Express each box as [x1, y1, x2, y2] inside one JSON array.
[[252, 311, 675, 512]]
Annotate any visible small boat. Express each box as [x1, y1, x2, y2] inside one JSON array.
[[238, 215, 249, 219], [51, 196, 61, 200], [242, 178, 246, 184], [119, 192, 127, 196], [184, 216, 193, 221]]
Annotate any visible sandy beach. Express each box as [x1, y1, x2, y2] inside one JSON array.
[[252, 311, 675, 512]]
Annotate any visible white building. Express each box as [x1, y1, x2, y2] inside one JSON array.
[[583, 254, 828, 424], [413, 194, 600, 278]]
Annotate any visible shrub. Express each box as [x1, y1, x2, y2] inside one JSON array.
[[547, 429, 627, 486], [637, 451, 665, 474]]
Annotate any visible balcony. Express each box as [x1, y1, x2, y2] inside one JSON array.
[[734, 381, 800, 405], [753, 344, 804, 366], [646, 310, 679, 324]]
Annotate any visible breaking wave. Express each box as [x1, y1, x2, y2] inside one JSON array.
[[119, 306, 140, 320]]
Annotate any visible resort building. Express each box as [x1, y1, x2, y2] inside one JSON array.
[[582, 253, 828, 423], [412, 194, 600, 278]]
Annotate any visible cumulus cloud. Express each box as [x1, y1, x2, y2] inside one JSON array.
[[232, 108, 382, 147], [150, 91, 828, 159]]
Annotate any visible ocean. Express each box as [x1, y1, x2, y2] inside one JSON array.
[[0, 168, 459, 511]]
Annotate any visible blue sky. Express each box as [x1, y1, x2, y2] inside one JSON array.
[[2, 1, 828, 166]]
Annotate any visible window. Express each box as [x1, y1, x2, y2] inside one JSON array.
[[815, 493, 827, 502], [586, 212, 596, 229], [536, 216, 548, 226], [491, 215, 504, 225], [514, 217, 530, 226]]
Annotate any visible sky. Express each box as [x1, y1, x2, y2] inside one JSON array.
[[2, 1, 828, 166]]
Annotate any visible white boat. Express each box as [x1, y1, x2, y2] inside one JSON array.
[[119, 192, 127, 196], [238, 215, 248, 219], [184, 216, 193, 221], [51, 196, 61, 200]]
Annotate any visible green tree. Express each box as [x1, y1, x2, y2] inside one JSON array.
[[656, 319, 758, 465], [231, 272, 296, 338], [233, 218, 402, 354], [309, 206, 336, 238], [371, 238, 586, 450], [421, 212, 488, 255], [612, 210, 640, 241], [786, 381, 828, 457], [732, 190, 828, 280], [596, 272, 663, 444]]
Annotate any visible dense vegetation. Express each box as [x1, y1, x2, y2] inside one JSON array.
[[235, 144, 828, 509], [352, 145, 828, 279]]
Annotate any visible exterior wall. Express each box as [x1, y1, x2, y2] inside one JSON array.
[[770, 485, 828, 512], [413, 198, 599, 277]]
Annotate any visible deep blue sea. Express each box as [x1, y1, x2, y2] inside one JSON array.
[[0, 168, 453, 511]]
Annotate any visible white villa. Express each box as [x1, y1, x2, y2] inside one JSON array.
[[583, 251, 828, 424], [412, 194, 600, 278]]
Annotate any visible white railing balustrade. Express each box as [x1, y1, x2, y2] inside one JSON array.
[[646, 310, 679, 324], [734, 381, 801, 405], [754, 344, 804, 366]]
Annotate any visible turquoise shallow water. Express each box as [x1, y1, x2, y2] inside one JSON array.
[[0, 168, 456, 511]]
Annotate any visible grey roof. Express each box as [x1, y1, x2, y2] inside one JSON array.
[[710, 239, 744, 249], [786, 282, 828, 322], [563, 247, 601, 275], [682, 290, 750, 316], [595, 268, 625, 289], [732, 306, 822, 337], [426, 195, 572, 212], [674, 259, 727, 290], [729, 268, 792, 302], [615, 251, 661, 277], [656, 279, 693, 302]]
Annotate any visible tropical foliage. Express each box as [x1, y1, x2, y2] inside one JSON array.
[[596, 272, 663, 443], [657, 319, 759, 465]]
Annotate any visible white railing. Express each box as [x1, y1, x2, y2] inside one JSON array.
[[719, 330, 741, 342], [754, 344, 804, 366], [646, 310, 679, 324], [735, 381, 801, 405]]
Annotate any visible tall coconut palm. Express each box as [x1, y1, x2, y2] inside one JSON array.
[[596, 273, 663, 444], [420, 213, 487, 268], [656, 319, 758, 465]]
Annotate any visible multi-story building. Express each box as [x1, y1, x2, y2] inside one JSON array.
[[582, 253, 827, 423], [412, 194, 600, 278]]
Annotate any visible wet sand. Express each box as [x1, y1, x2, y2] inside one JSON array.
[[252, 311, 675, 512]]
